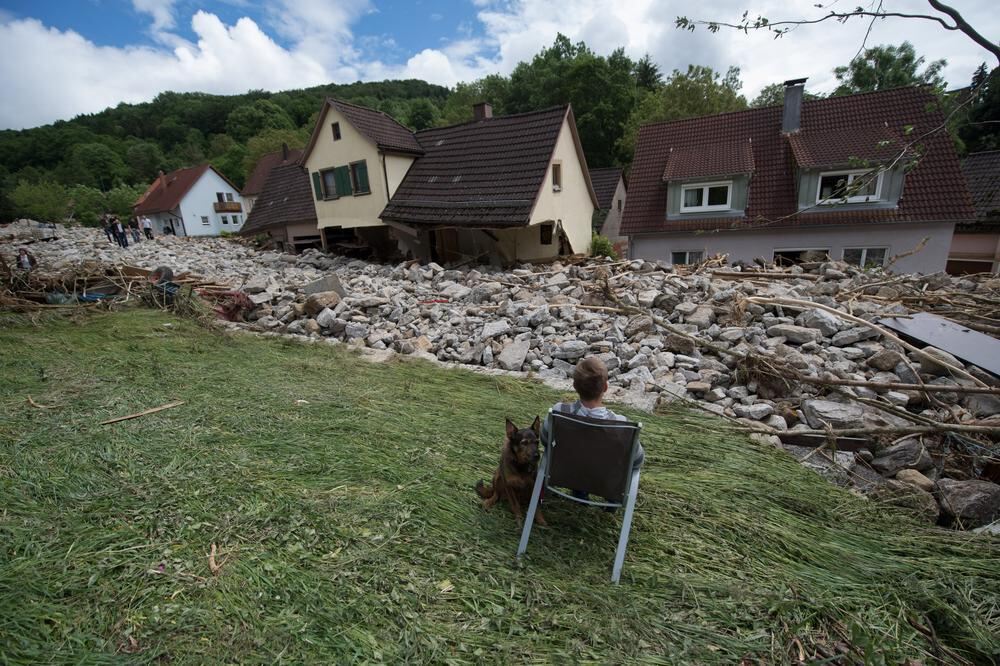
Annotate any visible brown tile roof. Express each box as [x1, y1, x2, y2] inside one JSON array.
[[787, 125, 910, 168], [242, 148, 303, 197], [662, 140, 754, 181], [382, 106, 596, 228], [621, 86, 975, 236], [329, 99, 424, 154], [590, 167, 623, 210], [240, 164, 317, 236], [960, 150, 1000, 231], [134, 164, 211, 215]]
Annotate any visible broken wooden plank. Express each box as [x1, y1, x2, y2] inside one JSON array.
[[99, 400, 185, 425]]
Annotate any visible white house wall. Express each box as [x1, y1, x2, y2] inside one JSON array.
[[629, 222, 955, 274], [528, 118, 594, 257], [305, 106, 412, 230], [177, 169, 246, 237]]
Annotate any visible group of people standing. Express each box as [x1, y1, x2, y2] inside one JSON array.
[[102, 215, 154, 248]]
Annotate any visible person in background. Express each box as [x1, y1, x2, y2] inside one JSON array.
[[17, 247, 37, 272], [112, 216, 128, 248], [101, 214, 114, 243], [141, 216, 154, 240], [129, 218, 142, 244]]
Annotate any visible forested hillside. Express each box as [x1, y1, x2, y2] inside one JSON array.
[[1, 35, 995, 225]]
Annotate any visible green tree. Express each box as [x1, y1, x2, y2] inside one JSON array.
[[11, 180, 70, 222], [634, 54, 663, 91], [833, 42, 946, 96], [125, 141, 165, 183], [505, 35, 636, 167], [618, 65, 748, 162], [226, 99, 295, 142], [405, 98, 440, 131], [61, 142, 128, 190], [242, 127, 310, 176], [105, 184, 146, 219], [213, 145, 249, 189], [67, 184, 106, 226], [959, 65, 1000, 152], [751, 83, 823, 108], [439, 75, 511, 126]]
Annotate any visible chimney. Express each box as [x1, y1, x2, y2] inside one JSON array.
[[781, 78, 807, 134], [472, 101, 493, 121], [281, 142, 290, 161]]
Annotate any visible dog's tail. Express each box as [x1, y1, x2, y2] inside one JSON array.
[[474, 479, 492, 498]]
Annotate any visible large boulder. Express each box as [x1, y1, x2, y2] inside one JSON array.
[[304, 290, 341, 316], [871, 437, 933, 475], [796, 308, 841, 337], [870, 480, 939, 524], [766, 324, 822, 345], [801, 399, 864, 428], [867, 349, 905, 372], [686, 306, 716, 330], [936, 479, 1000, 528], [831, 326, 880, 347], [552, 340, 588, 360], [624, 315, 654, 338], [303, 274, 347, 297], [480, 320, 512, 341], [918, 347, 964, 376], [497, 339, 531, 371]]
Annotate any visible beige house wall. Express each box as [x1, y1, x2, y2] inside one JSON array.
[[599, 178, 627, 243], [948, 231, 1000, 272], [304, 106, 394, 230], [384, 154, 414, 198], [528, 119, 594, 257]]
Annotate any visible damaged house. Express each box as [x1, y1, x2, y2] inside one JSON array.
[[299, 98, 597, 263], [621, 81, 975, 273]]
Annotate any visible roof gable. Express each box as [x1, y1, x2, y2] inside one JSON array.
[[590, 167, 623, 210], [242, 148, 303, 196], [621, 86, 975, 236], [961, 150, 1000, 223], [240, 163, 317, 235], [301, 98, 422, 165], [382, 106, 595, 228], [134, 164, 210, 215]]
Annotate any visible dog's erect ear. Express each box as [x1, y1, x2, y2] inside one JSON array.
[[531, 415, 540, 434], [505, 418, 517, 438]]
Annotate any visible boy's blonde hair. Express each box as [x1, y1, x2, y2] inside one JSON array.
[[573, 356, 608, 401]]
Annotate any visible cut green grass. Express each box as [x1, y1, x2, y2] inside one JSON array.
[[0, 310, 998, 663]]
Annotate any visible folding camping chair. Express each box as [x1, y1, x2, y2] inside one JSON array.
[[517, 409, 643, 583]]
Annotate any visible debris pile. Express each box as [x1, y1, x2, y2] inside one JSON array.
[[3, 222, 999, 529]]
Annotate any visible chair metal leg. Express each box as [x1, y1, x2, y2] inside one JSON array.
[[517, 452, 548, 558], [611, 468, 641, 583]]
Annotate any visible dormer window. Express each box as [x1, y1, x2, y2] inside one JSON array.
[[817, 170, 882, 204], [680, 181, 732, 212]]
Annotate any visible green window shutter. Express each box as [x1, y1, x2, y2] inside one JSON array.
[[355, 161, 370, 194], [311, 172, 323, 200], [335, 165, 352, 196]]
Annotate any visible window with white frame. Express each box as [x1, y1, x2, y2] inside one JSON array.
[[817, 170, 882, 204], [201, 216, 210, 226], [221, 215, 229, 224], [680, 181, 731, 212], [233, 215, 241, 225], [843, 247, 887, 267], [671, 250, 704, 265], [225, 193, 234, 202]]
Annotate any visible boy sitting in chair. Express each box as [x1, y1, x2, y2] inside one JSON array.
[[540, 356, 644, 501]]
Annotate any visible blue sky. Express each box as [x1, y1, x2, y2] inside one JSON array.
[[1, 0, 998, 129]]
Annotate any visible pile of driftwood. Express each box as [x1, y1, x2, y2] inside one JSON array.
[[0, 259, 253, 321]]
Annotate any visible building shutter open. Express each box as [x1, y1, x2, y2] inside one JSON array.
[[354, 161, 370, 194], [335, 165, 352, 196], [311, 172, 323, 200]]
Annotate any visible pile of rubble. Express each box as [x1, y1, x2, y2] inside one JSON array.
[[4, 221, 999, 530]]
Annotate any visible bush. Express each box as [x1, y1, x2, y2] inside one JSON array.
[[219, 230, 236, 238], [590, 233, 617, 259]]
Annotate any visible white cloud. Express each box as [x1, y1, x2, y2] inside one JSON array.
[[0, 13, 328, 129], [2, 0, 998, 129], [132, 0, 177, 33]]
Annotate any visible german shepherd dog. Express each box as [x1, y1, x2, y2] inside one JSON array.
[[475, 417, 546, 525]]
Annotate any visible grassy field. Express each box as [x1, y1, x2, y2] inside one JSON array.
[[1, 309, 998, 664]]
